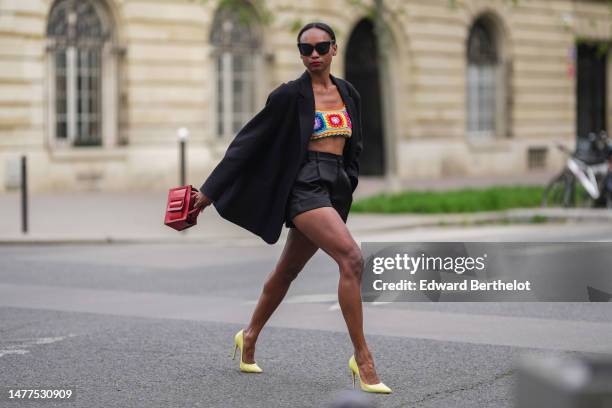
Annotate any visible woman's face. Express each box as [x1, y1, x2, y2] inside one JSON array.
[[298, 28, 337, 73]]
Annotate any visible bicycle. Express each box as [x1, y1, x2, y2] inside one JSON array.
[[542, 131, 612, 208]]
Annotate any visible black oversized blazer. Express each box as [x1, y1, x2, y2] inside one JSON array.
[[200, 70, 363, 245]]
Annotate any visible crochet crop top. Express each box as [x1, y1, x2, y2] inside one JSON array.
[[311, 105, 352, 141]]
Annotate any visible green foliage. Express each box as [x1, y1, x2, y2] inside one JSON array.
[[529, 215, 548, 223], [448, 0, 519, 9], [576, 37, 612, 59], [195, 0, 274, 26], [288, 18, 304, 38], [351, 186, 546, 214]]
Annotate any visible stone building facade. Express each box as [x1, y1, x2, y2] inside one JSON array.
[[0, 0, 610, 192]]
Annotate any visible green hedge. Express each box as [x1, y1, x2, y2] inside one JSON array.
[[351, 186, 545, 213]]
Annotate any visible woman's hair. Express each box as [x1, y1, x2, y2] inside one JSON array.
[[297, 22, 336, 44]]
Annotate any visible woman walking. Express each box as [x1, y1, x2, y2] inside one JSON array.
[[193, 22, 391, 394]]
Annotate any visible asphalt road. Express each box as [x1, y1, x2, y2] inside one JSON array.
[[1, 222, 611, 407]]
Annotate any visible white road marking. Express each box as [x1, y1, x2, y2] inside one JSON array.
[[284, 294, 338, 303], [1, 283, 611, 354], [329, 300, 409, 310], [0, 349, 29, 358], [371, 301, 393, 306], [244, 293, 338, 305], [0, 334, 77, 358], [328, 302, 340, 311]]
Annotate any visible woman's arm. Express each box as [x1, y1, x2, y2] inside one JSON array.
[[346, 84, 363, 193], [199, 84, 289, 203]]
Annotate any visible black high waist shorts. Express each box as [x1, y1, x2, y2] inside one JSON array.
[[285, 150, 353, 228]]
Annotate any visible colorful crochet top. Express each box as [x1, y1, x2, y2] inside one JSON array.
[[311, 105, 352, 141]]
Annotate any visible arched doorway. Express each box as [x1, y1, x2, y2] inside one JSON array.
[[576, 42, 607, 139], [345, 19, 385, 176]]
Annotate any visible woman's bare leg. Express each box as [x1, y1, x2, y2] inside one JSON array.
[[241, 227, 319, 363], [292, 206, 381, 385]]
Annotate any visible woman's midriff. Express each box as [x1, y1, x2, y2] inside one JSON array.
[[306, 134, 346, 156]]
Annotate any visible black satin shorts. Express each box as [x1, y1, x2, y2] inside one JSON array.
[[285, 150, 353, 228]]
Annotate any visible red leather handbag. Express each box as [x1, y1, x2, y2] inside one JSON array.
[[164, 185, 200, 231]]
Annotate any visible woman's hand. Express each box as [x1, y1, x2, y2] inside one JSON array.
[[192, 190, 212, 212]]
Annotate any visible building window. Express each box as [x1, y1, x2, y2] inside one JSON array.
[[466, 19, 499, 138], [46, 0, 118, 148], [211, 2, 260, 139]]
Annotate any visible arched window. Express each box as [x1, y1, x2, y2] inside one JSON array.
[[466, 18, 499, 138], [46, 0, 117, 148], [210, 2, 261, 139]]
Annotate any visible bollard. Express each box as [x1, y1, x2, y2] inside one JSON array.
[[21, 155, 28, 234], [177, 127, 189, 186], [515, 354, 612, 408]]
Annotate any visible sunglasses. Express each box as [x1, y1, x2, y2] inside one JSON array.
[[297, 41, 335, 56]]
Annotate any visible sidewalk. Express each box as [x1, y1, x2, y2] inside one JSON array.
[[1, 174, 611, 245]]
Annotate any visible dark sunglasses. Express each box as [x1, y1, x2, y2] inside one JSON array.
[[297, 41, 335, 56]]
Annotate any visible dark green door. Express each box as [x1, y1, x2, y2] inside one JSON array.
[[577, 42, 607, 139], [345, 19, 385, 176]]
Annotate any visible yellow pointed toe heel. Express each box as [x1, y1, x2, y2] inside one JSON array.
[[348, 354, 392, 394], [232, 329, 263, 373]]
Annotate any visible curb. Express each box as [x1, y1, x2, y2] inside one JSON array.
[[1, 208, 611, 245], [0, 236, 265, 246], [348, 208, 612, 234]]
